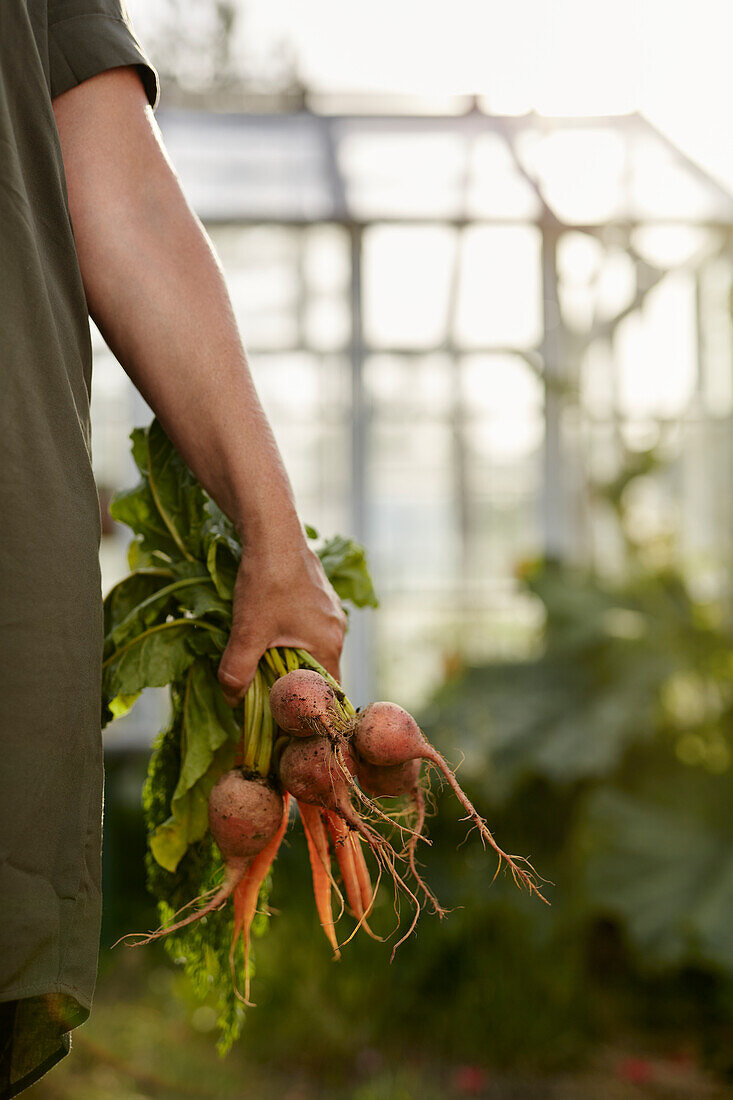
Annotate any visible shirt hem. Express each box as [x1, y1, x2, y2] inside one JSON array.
[[0, 981, 91, 1015]]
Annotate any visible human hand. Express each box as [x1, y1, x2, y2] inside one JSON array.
[[217, 538, 347, 704]]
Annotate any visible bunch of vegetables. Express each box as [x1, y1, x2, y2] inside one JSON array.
[[102, 418, 547, 1051]]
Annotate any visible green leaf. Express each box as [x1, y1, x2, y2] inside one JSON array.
[[103, 569, 173, 641], [176, 581, 232, 621], [129, 426, 149, 474], [110, 479, 181, 561], [581, 759, 733, 971], [304, 523, 319, 539], [110, 420, 208, 562], [317, 534, 379, 609], [141, 689, 250, 1052], [150, 662, 239, 872], [146, 418, 209, 561], [104, 576, 202, 657], [108, 691, 142, 719], [201, 500, 241, 601], [102, 620, 214, 723]]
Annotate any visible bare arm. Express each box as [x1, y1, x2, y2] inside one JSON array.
[[53, 66, 346, 696]]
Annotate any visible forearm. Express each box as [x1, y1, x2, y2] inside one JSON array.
[[55, 69, 301, 549], [54, 66, 346, 690]]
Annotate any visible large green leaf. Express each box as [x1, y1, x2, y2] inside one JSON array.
[[103, 568, 173, 642], [110, 479, 181, 561], [422, 644, 673, 800], [145, 418, 209, 561], [104, 576, 211, 657], [581, 759, 733, 971], [150, 661, 240, 872], [317, 534, 379, 609], [109, 420, 208, 562], [102, 620, 224, 725]]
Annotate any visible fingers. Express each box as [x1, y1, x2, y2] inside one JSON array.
[[217, 632, 262, 706], [218, 553, 347, 704], [219, 639, 340, 704]]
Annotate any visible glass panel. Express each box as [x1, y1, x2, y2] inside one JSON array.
[[209, 225, 302, 348], [363, 226, 456, 348], [515, 127, 627, 224], [629, 133, 731, 221], [460, 353, 544, 460], [249, 351, 350, 420], [466, 132, 542, 220], [304, 295, 351, 350], [368, 418, 458, 591], [615, 272, 697, 418], [595, 248, 637, 322], [453, 226, 543, 348], [337, 125, 468, 218], [365, 353, 453, 415], [557, 231, 605, 332], [158, 112, 333, 222], [631, 225, 720, 269], [303, 224, 351, 291]]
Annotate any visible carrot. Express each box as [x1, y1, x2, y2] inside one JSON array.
[[229, 793, 291, 1006], [326, 812, 363, 917], [298, 800, 341, 959], [350, 833, 377, 917], [326, 813, 382, 944]]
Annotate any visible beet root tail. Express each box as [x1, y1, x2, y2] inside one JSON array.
[[116, 865, 247, 949], [406, 784, 448, 919], [424, 747, 550, 905]]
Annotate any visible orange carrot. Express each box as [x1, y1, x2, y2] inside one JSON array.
[[326, 812, 362, 917], [298, 801, 341, 959], [229, 792, 291, 1005], [350, 832, 377, 916], [326, 813, 382, 943]]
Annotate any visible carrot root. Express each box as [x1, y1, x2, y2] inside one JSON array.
[[298, 801, 341, 959], [229, 793, 291, 1006], [326, 813, 383, 944]]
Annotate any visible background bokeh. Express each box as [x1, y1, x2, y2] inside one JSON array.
[[31, 3, 733, 1097]]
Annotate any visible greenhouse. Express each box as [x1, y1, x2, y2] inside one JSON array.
[[95, 98, 733, 739]]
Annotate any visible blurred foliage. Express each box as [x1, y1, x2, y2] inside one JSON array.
[[423, 557, 733, 972]]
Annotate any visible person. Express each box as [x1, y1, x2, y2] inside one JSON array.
[[0, 3, 346, 1094]]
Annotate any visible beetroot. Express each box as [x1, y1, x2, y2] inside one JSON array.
[[278, 736, 361, 827], [352, 702, 548, 902], [356, 758, 421, 798], [208, 770, 285, 865], [124, 770, 284, 944], [269, 669, 345, 738]]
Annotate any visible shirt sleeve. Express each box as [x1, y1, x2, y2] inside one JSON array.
[[47, 0, 159, 108]]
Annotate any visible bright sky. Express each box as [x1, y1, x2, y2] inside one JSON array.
[[129, 0, 733, 197]]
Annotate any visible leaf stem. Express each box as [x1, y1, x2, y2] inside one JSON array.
[[108, 576, 208, 647], [101, 619, 226, 670], [147, 435, 195, 562], [242, 668, 263, 772]]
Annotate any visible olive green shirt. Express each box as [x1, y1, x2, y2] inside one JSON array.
[[0, 3, 157, 1095]]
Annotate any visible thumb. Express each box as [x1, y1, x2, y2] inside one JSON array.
[[217, 628, 262, 706]]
